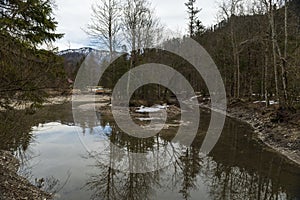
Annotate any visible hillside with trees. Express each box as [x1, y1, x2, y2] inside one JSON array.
[[63, 0, 300, 109], [195, 0, 300, 108]]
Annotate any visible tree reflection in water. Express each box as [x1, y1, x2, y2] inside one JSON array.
[[1, 103, 299, 200], [0, 104, 73, 195], [83, 114, 299, 200]]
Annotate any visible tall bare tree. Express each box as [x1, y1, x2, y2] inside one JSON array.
[[123, 0, 161, 51], [122, 0, 162, 94], [261, 0, 289, 105], [281, 0, 289, 102], [219, 0, 244, 98], [267, 0, 280, 102], [87, 0, 122, 60]]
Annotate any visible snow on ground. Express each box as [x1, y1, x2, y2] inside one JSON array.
[[136, 105, 169, 113], [190, 95, 202, 100], [137, 117, 163, 121], [253, 100, 278, 105]]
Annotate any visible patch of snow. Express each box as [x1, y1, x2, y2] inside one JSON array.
[[253, 100, 278, 105], [136, 107, 161, 113], [136, 105, 168, 113], [140, 123, 166, 131], [137, 117, 162, 121], [172, 120, 192, 126], [155, 104, 169, 109], [190, 95, 202, 100]]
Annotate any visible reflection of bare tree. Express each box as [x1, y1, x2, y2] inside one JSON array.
[[198, 119, 296, 200], [85, 136, 119, 200], [178, 146, 203, 199], [86, 161, 161, 200], [83, 119, 299, 200], [84, 130, 163, 200], [2, 104, 299, 200], [205, 157, 287, 200], [25, 171, 72, 197]]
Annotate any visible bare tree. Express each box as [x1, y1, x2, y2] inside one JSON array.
[[267, 0, 280, 102], [282, 0, 289, 102], [87, 0, 122, 60], [122, 0, 162, 94], [262, 0, 289, 105], [219, 0, 244, 98], [123, 0, 162, 51]]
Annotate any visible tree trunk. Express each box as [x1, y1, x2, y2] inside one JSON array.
[[269, 0, 280, 103], [264, 45, 270, 107], [282, 0, 289, 102], [237, 53, 240, 98]]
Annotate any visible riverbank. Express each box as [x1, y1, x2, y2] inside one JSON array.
[[6, 96, 71, 111], [0, 151, 52, 200], [199, 99, 300, 166]]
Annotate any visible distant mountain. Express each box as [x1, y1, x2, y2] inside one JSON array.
[[58, 47, 125, 82], [57, 47, 95, 56], [58, 47, 109, 81]]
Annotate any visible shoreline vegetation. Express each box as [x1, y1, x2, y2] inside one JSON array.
[[0, 96, 71, 111], [0, 94, 300, 199]]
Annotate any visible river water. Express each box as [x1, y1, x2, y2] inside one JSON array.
[[0, 102, 299, 200]]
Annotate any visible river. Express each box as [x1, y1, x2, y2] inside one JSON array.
[[0, 102, 299, 200]]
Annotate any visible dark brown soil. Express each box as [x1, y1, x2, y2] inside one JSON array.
[[0, 151, 52, 200], [224, 99, 300, 165]]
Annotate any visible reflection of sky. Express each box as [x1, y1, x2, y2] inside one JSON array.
[[27, 122, 211, 200], [20, 106, 300, 200], [28, 122, 109, 200]]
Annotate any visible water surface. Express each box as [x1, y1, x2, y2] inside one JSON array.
[[0, 102, 299, 200]]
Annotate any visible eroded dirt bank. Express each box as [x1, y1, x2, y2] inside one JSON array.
[[0, 151, 52, 200], [200, 99, 300, 166]]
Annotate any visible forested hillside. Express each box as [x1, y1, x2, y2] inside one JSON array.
[[63, 0, 300, 108], [194, 0, 300, 107]]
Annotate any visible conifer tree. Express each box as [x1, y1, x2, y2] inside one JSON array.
[[185, 0, 203, 37], [0, 0, 65, 109]]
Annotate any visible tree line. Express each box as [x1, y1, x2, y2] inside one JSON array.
[[88, 0, 300, 108], [195, 0, 300, 108], [1, 0, 299, 109]]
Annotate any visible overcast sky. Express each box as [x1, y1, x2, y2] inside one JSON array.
[[53, 0, 219, 50]]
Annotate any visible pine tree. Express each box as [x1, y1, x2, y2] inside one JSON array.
[[0, 0, 63, 46], [0, 0, 65, 109], [185, 0, 203, 37]]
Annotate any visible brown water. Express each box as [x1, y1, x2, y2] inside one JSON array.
[[0, 102, 299, 200]]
